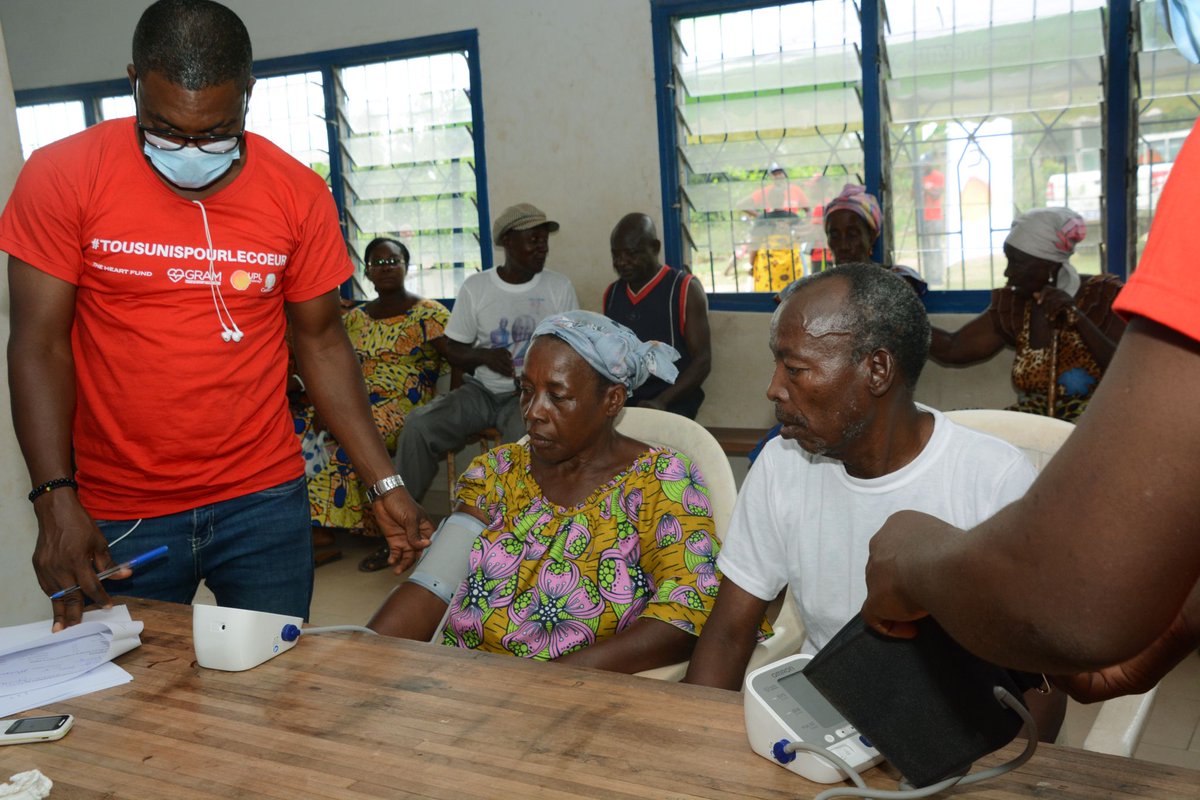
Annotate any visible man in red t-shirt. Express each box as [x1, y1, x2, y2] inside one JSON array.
[[918, 161, 946, 286], [860, 117, 1200, 702], [0, 0, 431, 630]]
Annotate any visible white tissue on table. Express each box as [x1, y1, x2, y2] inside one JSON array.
[[0, 769, 52, 800]]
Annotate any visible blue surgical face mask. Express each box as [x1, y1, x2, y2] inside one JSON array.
[[1160, 0, 1200, 64], [142, 142, 240, 189]]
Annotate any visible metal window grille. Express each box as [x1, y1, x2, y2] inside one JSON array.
[[14, 101, 86, 159], [1133, 0, 1200, 266], [884, 0, 1107, 291], [335, 52, 480, 302], [672, 0, 865, 294], [245, 71, 331, 182]]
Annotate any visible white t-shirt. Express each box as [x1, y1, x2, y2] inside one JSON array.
[[444, 268, 579, 394], [717, 406, 1036, 654]]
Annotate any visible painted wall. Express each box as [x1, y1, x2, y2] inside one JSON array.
[[0, 17, 47, 625], [0, 1, 1019, 620]]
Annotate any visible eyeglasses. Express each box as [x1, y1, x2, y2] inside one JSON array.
[[134, 79, 247, 154], [366, 258, 407, 270]]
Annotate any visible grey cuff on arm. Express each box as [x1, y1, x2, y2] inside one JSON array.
[[408, 511, 487, 604]]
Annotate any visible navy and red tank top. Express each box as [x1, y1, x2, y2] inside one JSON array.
[[602, 265, 704, 418]]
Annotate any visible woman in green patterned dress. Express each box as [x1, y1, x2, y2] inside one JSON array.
[[294, 237, 448, 570], [368, 311, 728, 673]]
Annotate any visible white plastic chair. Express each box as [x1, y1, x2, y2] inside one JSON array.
[[606, 408, 738, 681], [942, 408, 1075, 470], [944, 407, 1158, 756]]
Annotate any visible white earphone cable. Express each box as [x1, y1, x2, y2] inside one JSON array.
[[192, 199, 243, 343]]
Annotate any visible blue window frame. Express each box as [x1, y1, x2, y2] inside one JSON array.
[[653, 0, 1189, 313], [12, 30, 490, 303]]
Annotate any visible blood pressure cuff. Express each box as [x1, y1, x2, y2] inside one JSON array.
[[408, 512, 485, 604], [803, 613, 1043, 788]]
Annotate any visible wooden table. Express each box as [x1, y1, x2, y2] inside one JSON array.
[[1, 599, 1196, 799]]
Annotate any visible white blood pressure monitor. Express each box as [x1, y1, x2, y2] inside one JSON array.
[[744, 653, 884, 783]]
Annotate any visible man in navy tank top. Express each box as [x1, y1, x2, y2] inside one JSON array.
[[603, 213, 711, 419]]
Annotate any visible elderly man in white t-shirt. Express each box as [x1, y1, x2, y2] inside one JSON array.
[[683, 262, 1064, 740], [392, 203, 578, 506]]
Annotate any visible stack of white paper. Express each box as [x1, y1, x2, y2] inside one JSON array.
[[0, 606, 143, 717]]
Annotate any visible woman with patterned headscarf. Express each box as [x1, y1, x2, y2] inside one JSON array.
[[368, 311, 739, 672], [931, 208, 1126, 421], [822, 184, 928, 295]]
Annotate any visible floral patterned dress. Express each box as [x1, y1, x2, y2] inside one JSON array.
[[294, 299, 449, 531], [441, 442, 722, 660]]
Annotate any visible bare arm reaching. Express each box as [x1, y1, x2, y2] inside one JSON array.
[[863, 317, 1200, 675], [289, 290, 434, 571]]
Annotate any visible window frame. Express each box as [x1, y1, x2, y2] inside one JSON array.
[[652, 0, 1137, 313], [12, 30, 491, 301]]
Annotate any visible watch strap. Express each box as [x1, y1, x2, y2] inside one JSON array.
[[366, 474, 406, 503]]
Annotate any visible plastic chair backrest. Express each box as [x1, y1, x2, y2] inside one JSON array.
[[942, 408, 1074, 473], [611, 408, 737, 681], [613, 407, 737, 543]]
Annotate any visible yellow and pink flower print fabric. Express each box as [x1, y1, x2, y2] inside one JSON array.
[[442, 443, 720, 660]]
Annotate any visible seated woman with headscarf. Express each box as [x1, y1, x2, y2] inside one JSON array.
[[822, 183, 927, 294], [931, 208, 1125, 421], [368, 310, 723, 672]]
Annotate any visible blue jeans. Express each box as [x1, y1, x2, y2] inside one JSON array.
[[96, 476, 313, 620]]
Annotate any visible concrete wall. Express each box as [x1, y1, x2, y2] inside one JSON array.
[[0, 1, 1018, 621], [0, 17, 47, 625]]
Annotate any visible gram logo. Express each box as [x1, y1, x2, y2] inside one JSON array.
[[167, 268, 185, 283]]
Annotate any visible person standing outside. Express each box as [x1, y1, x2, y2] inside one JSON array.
[[0, 0, 429, 630], [917, 156, 946, 287], [603, 213, 711, 419]]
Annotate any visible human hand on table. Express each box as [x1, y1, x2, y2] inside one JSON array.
[[373, 486, 435, 574], [32, 491, 129, 631]]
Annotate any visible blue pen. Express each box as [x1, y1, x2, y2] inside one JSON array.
[[49, 545, 169, 599]]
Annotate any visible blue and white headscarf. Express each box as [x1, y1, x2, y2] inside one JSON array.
[[532, 310, 680, 390]]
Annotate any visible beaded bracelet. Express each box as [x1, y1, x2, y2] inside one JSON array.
[[28, 477, 78, 503]]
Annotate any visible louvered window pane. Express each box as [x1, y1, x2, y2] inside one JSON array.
[[99, 95, 135, 121], [15, 101, 86, 160], [674, 0, 863, 294], [1134, 0, 1200, 265], [337, 52, 480, 300], [885, 0, 1106, 290], [245, 71, 330, 181]]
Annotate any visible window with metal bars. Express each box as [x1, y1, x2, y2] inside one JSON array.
[[12, 31, 489, 303], [885, 0, 1107, 291], [1133, 0, 1200, 264], [337, 51, 481, 302], [669, 0, 865, 295], [654, 0, 1199, 312]]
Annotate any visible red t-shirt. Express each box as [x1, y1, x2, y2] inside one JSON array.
[[922, 170, 945, 222], [1114, 117, 1200, 343], [0, 119, 352, 518], [751, 183, 810, 215]]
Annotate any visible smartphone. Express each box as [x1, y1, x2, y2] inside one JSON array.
[[0, 714, 74, 745]]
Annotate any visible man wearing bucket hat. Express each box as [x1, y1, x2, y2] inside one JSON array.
[[390, 203, 578, 515]]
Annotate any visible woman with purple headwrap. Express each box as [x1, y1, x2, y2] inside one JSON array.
[[823, 184, 928, 295], [368, 311, 732, 672], [931, 208, 1125, 421]]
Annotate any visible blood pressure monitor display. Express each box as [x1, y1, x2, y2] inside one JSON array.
[[776, 669, 844, 729], [744, 654, 883, 783]]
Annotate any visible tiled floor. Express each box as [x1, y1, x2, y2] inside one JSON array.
[[200, 491, 1200, 772]]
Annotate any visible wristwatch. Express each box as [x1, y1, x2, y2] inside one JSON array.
[[365, 474, 406, 503]]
